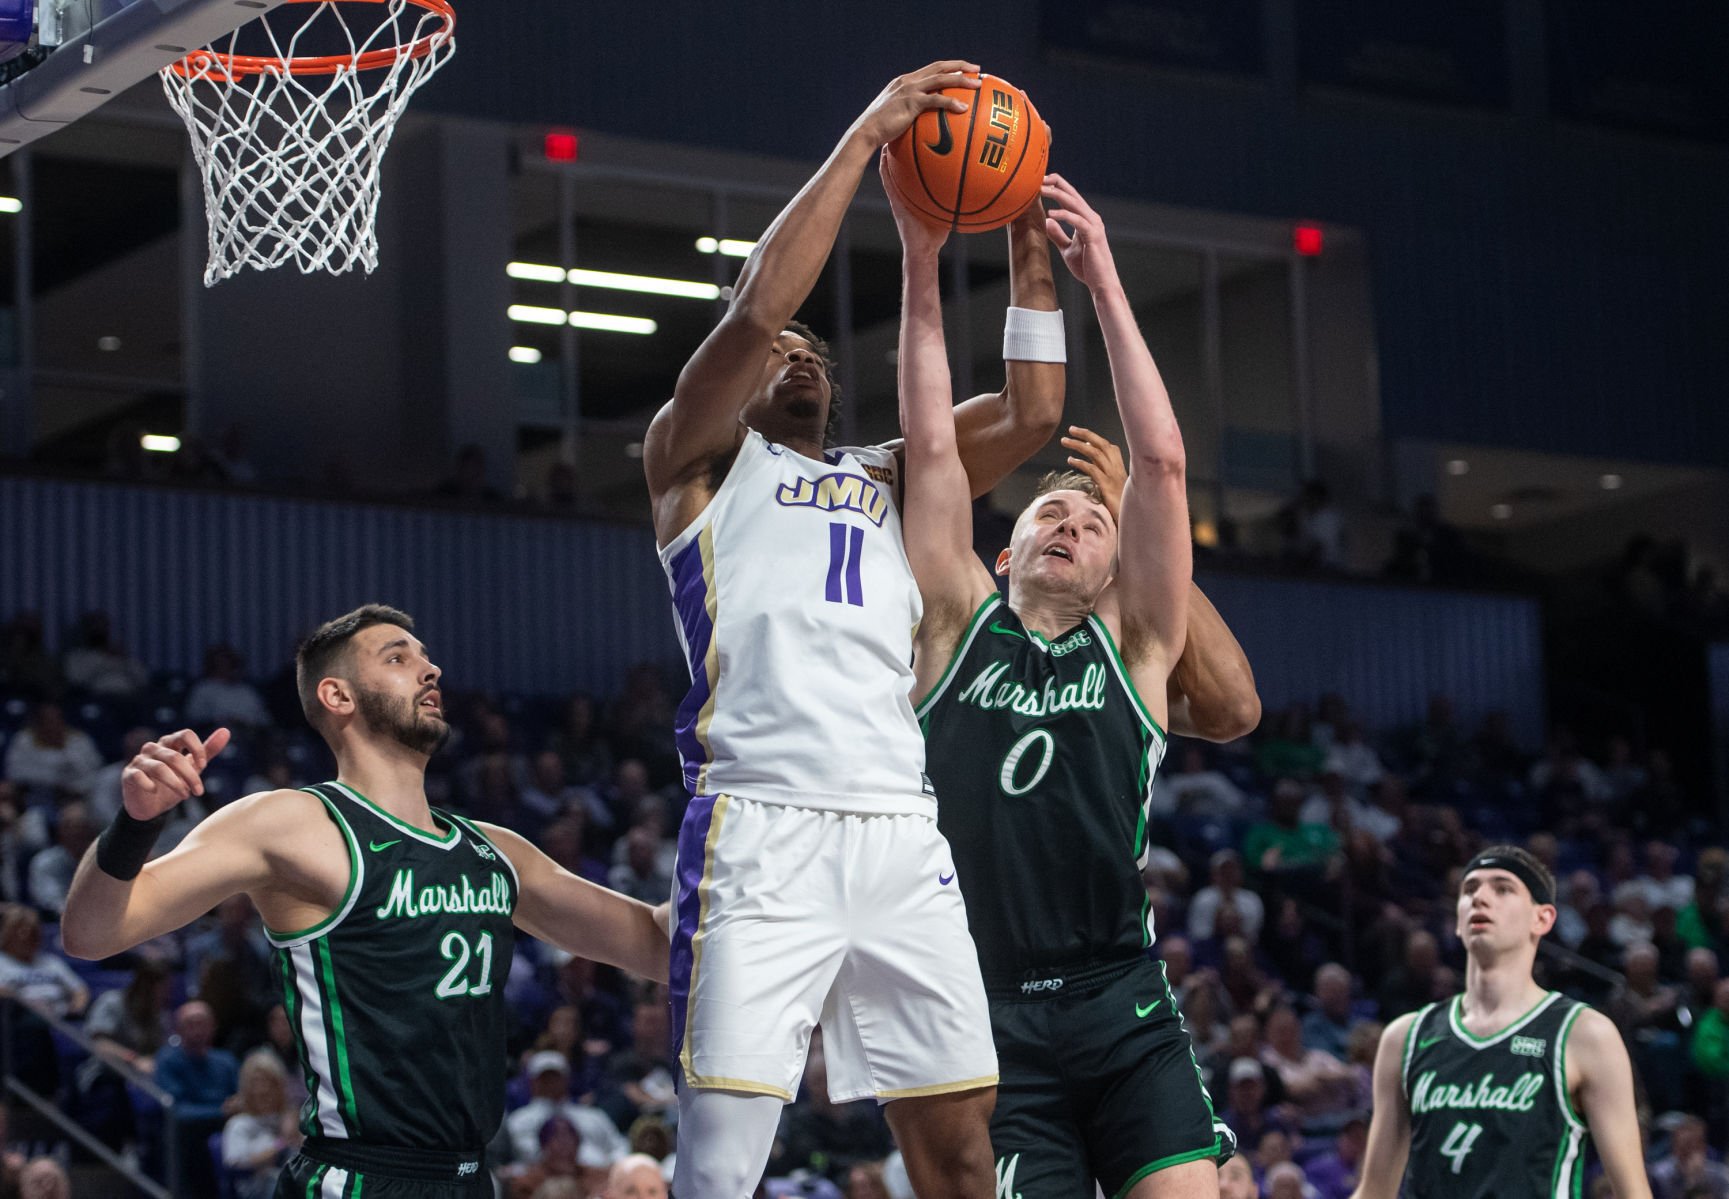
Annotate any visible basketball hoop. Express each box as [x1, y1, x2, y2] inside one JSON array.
[[161, 0, 456, 285]]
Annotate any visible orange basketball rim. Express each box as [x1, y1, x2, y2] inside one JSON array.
[[167, 0, 455, 80]]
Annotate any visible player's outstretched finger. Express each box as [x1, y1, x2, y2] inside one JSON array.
[[920, 60, 980, 80], [203, 727, 233, 762], [1044, 217, 1072, 250]]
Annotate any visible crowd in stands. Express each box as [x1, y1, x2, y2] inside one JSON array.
[[0, 604, 1726, 1197]]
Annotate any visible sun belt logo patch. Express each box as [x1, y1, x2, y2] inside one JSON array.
[[1510, 1035, 1547, 1058]]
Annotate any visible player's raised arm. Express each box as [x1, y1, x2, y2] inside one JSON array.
[[1045, 174, 1191, 700], [63, 727, 274, 959], [885, 156, 997, 649], [475, 821, 670, 984], [1569, 1009, 1654, 1198], [951, 202, 1066, 495], [644, 62, 981, 504], [1064, 426, 1261, 742], [1350, 1014, 1418, 1199]]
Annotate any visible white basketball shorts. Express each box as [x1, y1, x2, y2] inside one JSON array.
[[669, 793, 997, 1103]]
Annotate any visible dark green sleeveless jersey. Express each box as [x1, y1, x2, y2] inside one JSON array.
[[1400, 991, 1590, 1199], [915, 597, 1167, 979], [268, 782, 519, 1150]]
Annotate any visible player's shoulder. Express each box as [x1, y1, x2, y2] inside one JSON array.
[[216, 788, 337, 837], [180, 787, 334, 856], [1560, 1002, 1618, 1052], [1381, 1008, 1423, 1046], [215, 786, 325, 826]]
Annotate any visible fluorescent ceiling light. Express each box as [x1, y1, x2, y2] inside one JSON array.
[[695, 237, 755, 258], [508, 305, 657, 334], [570, 267, 717, 300], [507, 262, 565, 283], [569, 311, 656, 335], [508, 261, 719, 300], [0, 197, 21, 214], [509, 346, 543, 364], [140, 434, 181, 453], [509, 304, 567, 326]]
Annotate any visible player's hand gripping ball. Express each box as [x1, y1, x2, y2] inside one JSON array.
[[882, 72, 1049, 232]]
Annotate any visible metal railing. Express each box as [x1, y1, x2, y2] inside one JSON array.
[[0, 998, 178, 1198]]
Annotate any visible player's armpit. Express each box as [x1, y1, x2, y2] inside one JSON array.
[[480, 822, 670, 983], [1350, 1014, 1418, 1199], [62, 788, 309, 960], [1570, 1010, 1654, 1198]]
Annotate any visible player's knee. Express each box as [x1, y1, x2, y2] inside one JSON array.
[[674, 1151, 760, 1199]]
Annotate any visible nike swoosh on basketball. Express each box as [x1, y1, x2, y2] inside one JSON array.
[[939, 872, 955, 886], [369, 839, 401, 853], [989, 620, 1025, 640], [1136, 1000, 1163, 1018], [926, 109, 954, 156]]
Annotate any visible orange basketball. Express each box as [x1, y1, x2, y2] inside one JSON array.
[[883, 73, 1049, 233]]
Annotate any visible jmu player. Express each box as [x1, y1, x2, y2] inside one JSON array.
[[643, 62, 1068, 1197], [1351, 847, 1651, 1199], [63, 606, 670, 1199], [892, 171, 1233, 1199]]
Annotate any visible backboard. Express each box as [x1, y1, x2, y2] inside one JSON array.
[[0, 0, 290, 154]]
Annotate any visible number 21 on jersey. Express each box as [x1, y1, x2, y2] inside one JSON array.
[[435, 930, 495, 999]]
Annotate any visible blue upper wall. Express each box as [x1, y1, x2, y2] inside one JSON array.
[[414, 1, 1729, 467]]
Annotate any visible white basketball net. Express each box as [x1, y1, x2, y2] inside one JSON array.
[[160, 1, 455, 285]]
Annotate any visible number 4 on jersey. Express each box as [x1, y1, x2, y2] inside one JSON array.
[[1440, 1121, 1483, 1175]]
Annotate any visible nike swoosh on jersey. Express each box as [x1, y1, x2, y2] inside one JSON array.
[[926, 109, 954, 156], [1136, 1000, 1164, 1018], [939, 872, 956, 886], [988, 621, 1025, 640], [1418, 1035, 1447, 1050], [369, 839, 402, 853]]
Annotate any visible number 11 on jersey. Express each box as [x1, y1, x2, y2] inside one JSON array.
[[826, 522, 865, 606]]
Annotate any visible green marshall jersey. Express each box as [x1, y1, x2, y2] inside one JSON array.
[[268, 782, 519, 1150], [1400, 991, 1590, 1199], [915, 596, 1167, 980]]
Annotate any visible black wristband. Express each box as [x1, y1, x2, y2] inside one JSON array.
[[95, 810, 168, 881]]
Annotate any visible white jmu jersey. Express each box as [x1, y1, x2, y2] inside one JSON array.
[[658, 429, 932, 814]]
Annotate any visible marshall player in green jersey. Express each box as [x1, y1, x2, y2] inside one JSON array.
[[1351, 847, 1650, 1199], [61, 605, 671, 1199], [889, 169, 1234, 1199]]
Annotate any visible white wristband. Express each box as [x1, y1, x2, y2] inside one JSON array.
[[1003, 306, 1067, 363]]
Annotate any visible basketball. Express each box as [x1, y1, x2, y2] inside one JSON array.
[[883, 72, 1049, 233]]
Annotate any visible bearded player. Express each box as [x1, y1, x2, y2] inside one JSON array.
[[63, 605, 669, 1198], [1351, 846, 1650, 1199]]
